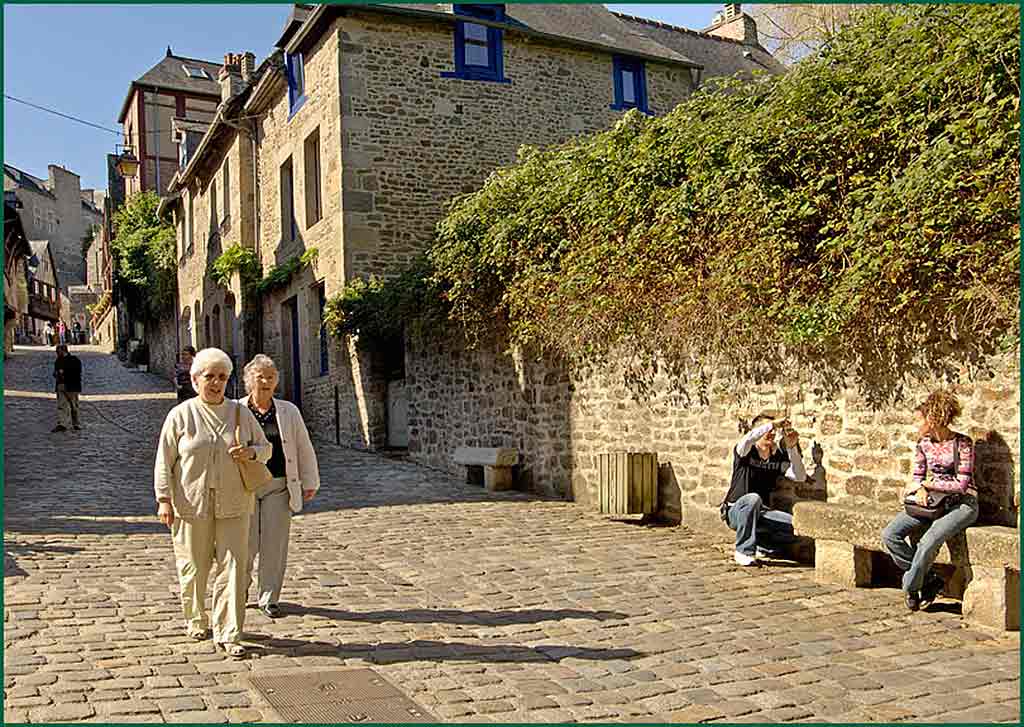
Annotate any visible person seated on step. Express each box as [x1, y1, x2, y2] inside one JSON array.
[[719, 413, 806, 566], [881, 390, 977, 613]]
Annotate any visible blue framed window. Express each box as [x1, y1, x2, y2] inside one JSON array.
[[286, 52, 306, 117], [611, 55, 648, 113], [442, 4, 507, 83]]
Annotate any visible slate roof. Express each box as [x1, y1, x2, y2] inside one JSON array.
[[117, 49, 222, 122], [291, 3, 699, 68], [613, 12, 786, 80], [4, 164, 55, 200]]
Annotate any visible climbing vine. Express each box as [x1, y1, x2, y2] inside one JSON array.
[[210, 244, 260, 287], [323, 255, 446, 347], [425, 4, 1020, 403], [250, 247, 319, 296]]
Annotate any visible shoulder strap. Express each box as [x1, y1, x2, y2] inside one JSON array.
[[953, 434, 960, 474]]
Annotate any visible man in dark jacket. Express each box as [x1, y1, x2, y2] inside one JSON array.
[[52, 344, 82, 432], [720, 413, 806, 566]]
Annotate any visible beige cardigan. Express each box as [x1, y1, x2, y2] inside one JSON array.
[[154, 398, 271, 519], [237, 395, 321, 513]]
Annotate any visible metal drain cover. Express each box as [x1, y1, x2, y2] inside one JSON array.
[[249, 668, 438, 723]]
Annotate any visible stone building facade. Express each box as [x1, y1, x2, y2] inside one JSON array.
[[243, 2, 736, 449], [157, 2, 786, 451], [161, 52, 263, 393], [118, 48, 222, 198]]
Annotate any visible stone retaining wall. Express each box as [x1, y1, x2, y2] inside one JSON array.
[[409, 331, 1020, 532]]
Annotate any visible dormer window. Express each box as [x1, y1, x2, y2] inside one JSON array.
[[442, 4, 507, 83], [611, 55, 649, 113], [286, 52, 306, 117], [183, 65, 211, 80]]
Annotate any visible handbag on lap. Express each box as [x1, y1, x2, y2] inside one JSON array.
[[903, 435, 961, 520]]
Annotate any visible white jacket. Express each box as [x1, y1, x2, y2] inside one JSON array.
[[237, 395, 321, 513]]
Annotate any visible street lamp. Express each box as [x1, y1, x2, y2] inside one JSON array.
[[116, 145, 140, 179]]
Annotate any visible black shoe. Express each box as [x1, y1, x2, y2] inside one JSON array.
[[261, 603, 283, 619], [72, 425, 81, 431], [51, 425, 67, 432], [920, 573, 944, 607], [905, 590, 921, 612]]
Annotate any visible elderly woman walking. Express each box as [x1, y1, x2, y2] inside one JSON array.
[[154, 347, 271, 658], [239, 354, 320, 619]]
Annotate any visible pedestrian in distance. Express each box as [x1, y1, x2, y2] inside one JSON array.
[[153, 347, 271, 659], [719, 413, 806, 566], [238, 354, 320, 619], [174, 345, 198, 403], [51, 344, 82, 432], [881, 390, 977, 612], [44, 321, 54, 346]]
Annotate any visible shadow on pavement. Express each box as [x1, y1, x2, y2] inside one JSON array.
[[4, 517, 167, 536], [4, 539, 85, 577], [247, 635, 643, 664], [283, 604, 629, 625]]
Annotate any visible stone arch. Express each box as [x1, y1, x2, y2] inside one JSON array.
[[193, 301, 202, 348], [180, 305, 192, 349]]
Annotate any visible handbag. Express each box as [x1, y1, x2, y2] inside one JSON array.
[[235, 404, 273, 493], [904, 435, 961, 520]]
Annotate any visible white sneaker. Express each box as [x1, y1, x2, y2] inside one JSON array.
[[734, 550, 758, 566]]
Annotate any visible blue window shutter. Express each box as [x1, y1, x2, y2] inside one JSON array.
[[444, 9, 507, 83], [286, 52, 307, 116], [611, 55, 649, 113]]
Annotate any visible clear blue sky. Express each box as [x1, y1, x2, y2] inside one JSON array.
[[3, 3, 721, 191]]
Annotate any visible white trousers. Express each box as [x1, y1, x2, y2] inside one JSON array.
[[246, 477, 292, 608], [171, 491, 250, 644]]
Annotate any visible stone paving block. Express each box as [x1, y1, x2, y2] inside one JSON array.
[[91, 697, 162, 715], [87, 689, 130, 702], [156, 696, 208, 713], [164, 709, 228, 722], [5, 694, 53, 709], [27, 702, 96, 722]]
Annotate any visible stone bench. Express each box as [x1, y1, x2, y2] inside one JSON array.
[[792, 500, 1019, 631], [453, 447, 519, 492]]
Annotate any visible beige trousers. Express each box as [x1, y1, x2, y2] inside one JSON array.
[[57, 386, 80, 428], [171, 492, 250, 644], [246, 477, 292, 608]]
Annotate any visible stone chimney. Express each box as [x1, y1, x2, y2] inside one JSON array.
[[219, 53, 244, 103], [706, 3, 759, 46], [240, 52, 256, 83]]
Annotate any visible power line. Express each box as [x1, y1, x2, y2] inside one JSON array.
[[4, 94, 121, 136], [4, 94, 190, 138]]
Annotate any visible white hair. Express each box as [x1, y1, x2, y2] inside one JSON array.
[[243, 354, 279, 394], [190, 347, 233, 377]]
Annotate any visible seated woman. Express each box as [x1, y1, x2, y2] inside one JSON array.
[[881, 390, 977, 611]]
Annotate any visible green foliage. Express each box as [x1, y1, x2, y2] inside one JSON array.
[[429, 5, 1020, 403], [251, 247, 319, 296], [323, 255, 447, 347], [109, 192, 177, 321], [211, 244, 259, 287], [87, 291, 112, 319]]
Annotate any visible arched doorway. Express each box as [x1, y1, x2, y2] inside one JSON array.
[[212, 304, 222, 348]]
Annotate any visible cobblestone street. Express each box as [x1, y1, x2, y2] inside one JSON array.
[[4, 345, 1020, 723]]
